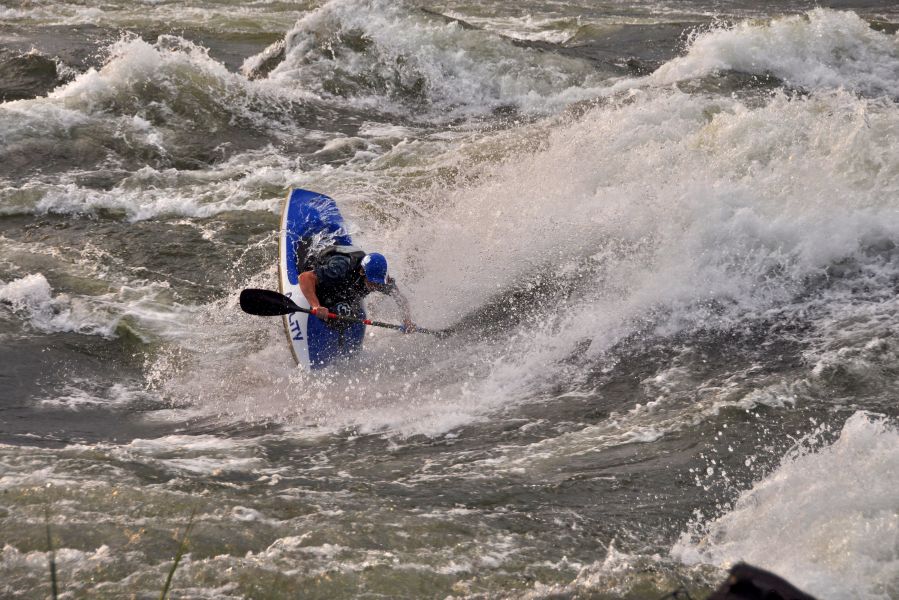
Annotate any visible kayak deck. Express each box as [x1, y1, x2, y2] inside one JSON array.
[[279, 189, 366, 369]]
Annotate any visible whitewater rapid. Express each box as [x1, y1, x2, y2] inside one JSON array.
[[1, 3, 898, 598]]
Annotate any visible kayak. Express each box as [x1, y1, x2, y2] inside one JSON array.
[[278, 189, 366, 369]]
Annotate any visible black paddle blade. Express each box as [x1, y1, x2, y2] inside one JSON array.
[[239, 288, 302, 316]]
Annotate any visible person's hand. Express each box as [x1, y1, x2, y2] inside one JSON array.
[[402, 318, 416, 333], [312, 306, 330, 321]]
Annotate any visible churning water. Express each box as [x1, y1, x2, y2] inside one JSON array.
[[1, 1, 898, 598]]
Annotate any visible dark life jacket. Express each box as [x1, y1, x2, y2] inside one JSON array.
[[311, 245, 369, 311]]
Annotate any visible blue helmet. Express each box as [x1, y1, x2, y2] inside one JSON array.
[[361, 252, 388, 284]]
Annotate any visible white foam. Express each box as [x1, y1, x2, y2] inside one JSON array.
[[231, 506, 270, 522], [159, 456, 264, 475], [0, 465, 77, 490], [0, 0, 301, 33], [0, 273, 114, 336], [0, 8, 32, 19], [120, 435, 264, 475], [672, 411, 899, 600], [393, 83, 899, 406], [38, 383, 153, 410], [153, 78, 899, 439], [134, 11, 899, 439], [0, 271, 195, 340], [1, 543, 115, 574], [120, 434, 253, 456], [653, 9, 899, 98], [263, 0, 606, 117], [803, 285, 899, 387], [50, 35, 231, 106], [357, 122, 419, 138], [0, 36, 313, 224], [0, 144, 311, 220], [442, 11, 579, 44], [34, 434, 265, 477], [25, 178, 278, 222], [554, 544, 671, 598]]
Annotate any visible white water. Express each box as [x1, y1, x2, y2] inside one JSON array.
[[0, 0, 307, 32], [672, 411, 899, 600], [3, 5, 899, 599], [0, 271, 189, 339], [653, 9, 899, 97], [397, 87, 899, 400], [0, 273, 118, 336], [265, 0, 604, 117], [134, 10, 899, 443]]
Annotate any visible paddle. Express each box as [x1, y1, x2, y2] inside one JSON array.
[[239, 288, 452, 338]]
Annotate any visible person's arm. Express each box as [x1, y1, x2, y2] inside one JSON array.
[[299, 271, 329, 320], [386, 282, 415, 332]]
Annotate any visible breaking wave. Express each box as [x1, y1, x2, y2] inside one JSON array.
[[0, 273, 117, 336], [0, 34, 319, 184], [403, 86, 899, 383], [255, 0, 606, 117], [653, 9, 899, 98], [672, 411, 899, 600], [0, 273, 186, 339]]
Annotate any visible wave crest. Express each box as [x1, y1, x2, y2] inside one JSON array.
[[256, 0, 603, 118], [653, 9, 899, 98]]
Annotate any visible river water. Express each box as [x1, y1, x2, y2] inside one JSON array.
[[1, 1, 898, 598]]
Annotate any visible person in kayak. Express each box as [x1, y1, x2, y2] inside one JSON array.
[[299, 246, 415, 332]]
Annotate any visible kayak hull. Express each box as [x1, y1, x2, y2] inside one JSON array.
[[278, 189, 366, 369]]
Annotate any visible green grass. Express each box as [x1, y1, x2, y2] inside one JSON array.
[[160, 507, 198, 600], [44, 501, 199, 600], [44, 504, 59, 600]]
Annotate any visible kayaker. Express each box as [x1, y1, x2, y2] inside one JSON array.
[[299, 247, 415, 332]]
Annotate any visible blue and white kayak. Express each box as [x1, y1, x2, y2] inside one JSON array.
[[278, 189, 366, 369]]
